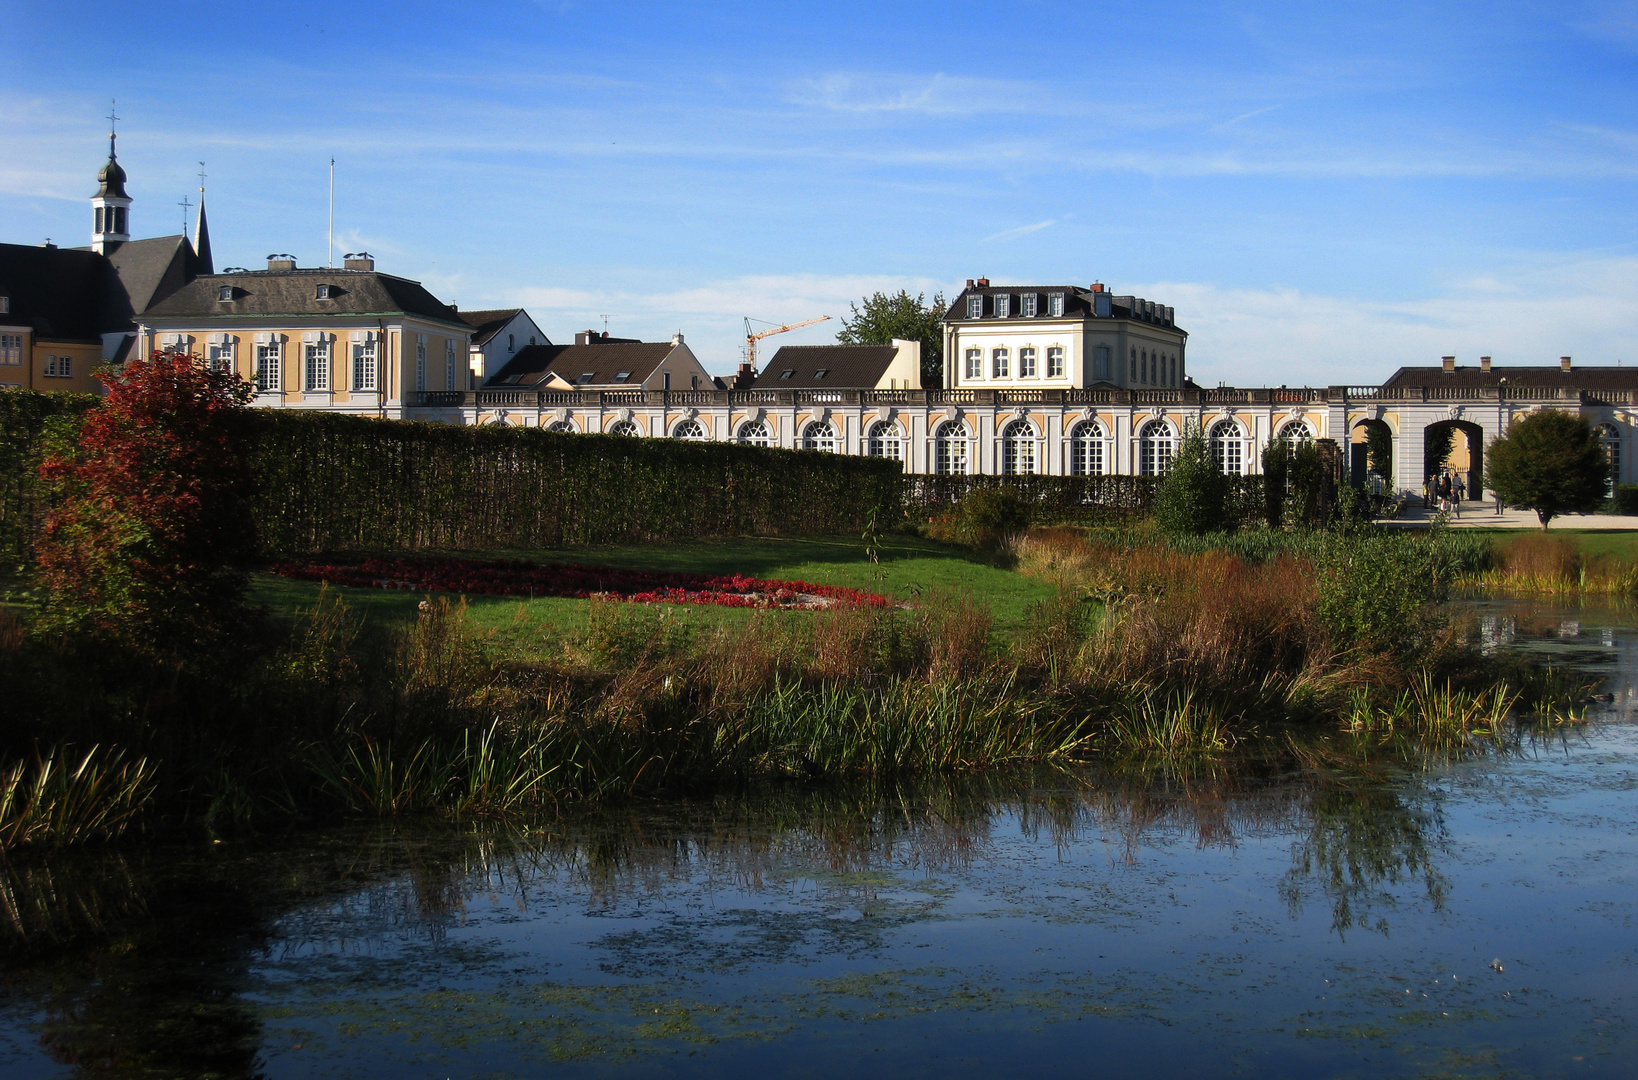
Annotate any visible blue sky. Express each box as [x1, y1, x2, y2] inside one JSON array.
[[5, 0, 1638, 383]]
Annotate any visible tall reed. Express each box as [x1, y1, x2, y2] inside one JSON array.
[[0, 746, 156, 849]]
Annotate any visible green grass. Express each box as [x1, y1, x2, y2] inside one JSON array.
[[1458, 528, 1638, 562], [249, 535, 1059, 651]]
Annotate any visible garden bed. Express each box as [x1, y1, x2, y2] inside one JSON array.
[[269, 556, 892, 609]]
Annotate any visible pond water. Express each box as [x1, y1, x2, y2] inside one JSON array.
[[2, 599, 1636, 1079]]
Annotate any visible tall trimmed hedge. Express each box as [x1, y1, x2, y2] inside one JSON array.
[[0, 392, 99, 567], [906, 473, 1265, 527], [245, 412, 903, 552]]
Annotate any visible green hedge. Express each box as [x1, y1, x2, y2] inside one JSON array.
[[244, 412, 903, 552], [906, 473, 1266, 527], [0, 392, 99, 567], [0, 396, 904, 557]]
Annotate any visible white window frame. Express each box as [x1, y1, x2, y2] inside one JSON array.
[[934, 421, 969, 475], [672, 418, 707, 440], [1019, 346, 1037, 378], [351, 332, 379, 392], [303, 333, 332, 392], [964, 348, 982, 380], [415, 333, 427, 392], [1069, 420, 1107, 476], [0, 333, 22, 366], [607, 419, 641, 436], [995, 294, 1011, 318], [1210, 419, 1246, 475], [802, 420, 838, 453], [1048, 293, 1064, 318], [1001, 418, 1037, 474], [206, 334, 235, 374], [445, 339, 458, 390], [867, 420, 903, 461], [1138, 420, 1177, 476], [43, 354, 72, 378], [738, 419, 774, 447], [992, 347, 1009, 378], [967, 294, 983, 319], [254, 334, 283, 392], [1022, 293, 1038, 318]]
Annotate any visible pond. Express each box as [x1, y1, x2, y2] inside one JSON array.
[[2, 598, 1635, 1079]]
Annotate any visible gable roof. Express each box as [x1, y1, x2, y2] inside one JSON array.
[[141, 267, 465, 327], [1382, 365, 1638, 390], [101, 235, 194, 328], [485, 341, 674, 387], [748, 344, 899, 390], [458, 308, 528, 347]]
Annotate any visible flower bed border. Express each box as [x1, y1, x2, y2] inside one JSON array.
[[269, 555, 891, 610]]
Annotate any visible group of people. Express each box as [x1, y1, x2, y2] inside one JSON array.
[[1423, 470, 1468, 515]]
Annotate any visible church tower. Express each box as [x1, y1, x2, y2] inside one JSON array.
[[91, 118, 131, 254]]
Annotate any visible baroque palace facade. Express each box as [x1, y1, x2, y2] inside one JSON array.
[[7, 135, 1637, 498]]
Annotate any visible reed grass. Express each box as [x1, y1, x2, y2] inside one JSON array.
[[1465, 533, 1638, 595], [0, 746, 156, 850]]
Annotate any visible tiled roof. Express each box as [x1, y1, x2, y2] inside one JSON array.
[[102, 235, 194, 327], [947, 284, 1184, 332], [486, 341, 673, 387], [458, 308, 525, 347], [0, 243, 110, 341], [1382, 365, 1638, 390], [142, 267, 465, 326], [748, 344, 899, 390]]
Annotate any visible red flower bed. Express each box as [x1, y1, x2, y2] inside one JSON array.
[[269, 556, 891, 610]]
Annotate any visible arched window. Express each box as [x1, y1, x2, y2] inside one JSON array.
[[803, 420, 838, 453], [546, 420, 576, 434], [1001, 419, 1037, 474], [1277, 419, 1314, 444], [607, 419, 641, 437], [1069, 419, 1106, 476], [672, 418, 706, 440], [935, 420, 969, 475], [867, 420, 902, 461], [1209, 419, 1245, 475], [1138, 419, 1176, 476], [1597, 422, 1621, 491], [738, 419, 773, 447]]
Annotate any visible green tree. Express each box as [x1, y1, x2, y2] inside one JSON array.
[[1424, 424, 1455, 480], [836, 290, 946, 388], [1485, 410, 1610, 529], [1365, 422, 1392, 479], [1154, 426, 1231, 535]]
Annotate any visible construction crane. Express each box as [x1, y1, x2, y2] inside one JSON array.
[[743, 315, 831, 375]]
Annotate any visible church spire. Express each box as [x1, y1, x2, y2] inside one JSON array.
[[192, 162, 213, 275], [91, 100, 131, 253]]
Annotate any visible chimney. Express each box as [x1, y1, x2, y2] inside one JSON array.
[[671, 332, 684, 345], [267, 254, 296, 271], [976, 277, 989, 287], [1090, 281, 1105, 293], [343, 252, 374, 271], [1441, 355, 1456, 373], [1480, 355, 1492, 372], [965, 279, 974, 288], [574, 331, 592, 345], [1561, 355, 1573, 371]]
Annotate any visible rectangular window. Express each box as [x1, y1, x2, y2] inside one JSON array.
[[304, 338, 331, 392], [992, 348, 1009, 378], [1049, 293, 1064, 318], [255, 340, 282, 392], [206, 339, 234, 373], [663, 371, 672, 390], [964, 348, 982, 379], [995, 294, 1011, 318], [967, 295, 983, 319], [0, 333, 21, 365], [445, 340, 457, 390], [415, 334, 427, 392], [217, 286, 234, 302], [1090, 345, 1106, 380], [1019, 347, 1036, 377], [0, 296, 11, 314], [352, 337, 378, 391], [1022, 294, 1037, 318], [42, 355, 68, 378]]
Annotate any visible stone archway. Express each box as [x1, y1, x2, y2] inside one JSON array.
[[1350, 418, 1392, 490], [1423, 419, 1483, 500]]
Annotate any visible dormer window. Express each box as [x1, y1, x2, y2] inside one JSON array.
[[217, 285, 233, 302], [780, 369, 795, 379], [576, 372, 594, 384], [966, 294, 983, 319], [1022, 294, 1037, 318], [1049, 292, 1064, 317], [814, 368, 829, 379], [315, 284, 332, 300], [614, 371, 632, 382], [995, 294, 1011, 318], [0, 296, 9, 314]]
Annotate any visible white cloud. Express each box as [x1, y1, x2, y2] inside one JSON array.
[[983, 220, 1056, 243]]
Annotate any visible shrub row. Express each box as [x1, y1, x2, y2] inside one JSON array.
[[906, 473, 1267, 527], [0, 392, 99, 567]]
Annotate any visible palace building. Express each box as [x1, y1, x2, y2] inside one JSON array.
[[6, 132, 1635, 498]]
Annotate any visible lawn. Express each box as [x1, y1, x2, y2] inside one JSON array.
[[249, 534, 1060, 653], [1458, 528, 1638, 562]]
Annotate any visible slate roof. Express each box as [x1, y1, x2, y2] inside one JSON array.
[[947, 284, 1185, 332], [748, 344, 899, 390], [0, 243, 110, 341], [1382, 365, 1638, 390], [101, 235, 194, 328], [457, 308, 525, 347], [485, 341, 674, 387], [142, 267, 465, 327]]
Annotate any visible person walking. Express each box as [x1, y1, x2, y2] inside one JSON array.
[[1451, 470, 1464, 517], [1423, 474, 1434, 510]]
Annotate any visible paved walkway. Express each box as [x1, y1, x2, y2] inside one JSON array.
[[1382, 501, 1638, 530]]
